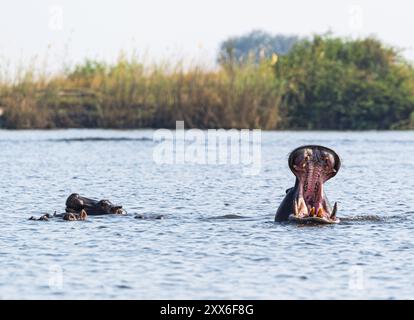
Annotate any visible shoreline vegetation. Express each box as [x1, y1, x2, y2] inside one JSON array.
[[1, 34, 414, 130]]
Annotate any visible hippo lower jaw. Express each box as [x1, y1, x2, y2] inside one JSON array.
[[290, 145, 340, 222], [293, 188, 338, 221]]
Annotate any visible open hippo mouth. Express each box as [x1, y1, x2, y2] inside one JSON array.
[[288, 145, 340, 223]]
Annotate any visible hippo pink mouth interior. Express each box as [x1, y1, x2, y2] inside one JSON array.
[[290, 147, 338, 221]]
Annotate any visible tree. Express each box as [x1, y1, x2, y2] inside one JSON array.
[[218, 30, 300, 64]]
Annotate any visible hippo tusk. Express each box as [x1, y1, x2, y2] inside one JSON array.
[[294, 199, 299, 216], [330, 202, 338, 219]]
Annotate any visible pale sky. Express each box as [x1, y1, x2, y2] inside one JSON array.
[[1, 0, 414, 71]]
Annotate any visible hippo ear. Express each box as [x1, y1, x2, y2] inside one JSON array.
[[285, 187, 294, 194]]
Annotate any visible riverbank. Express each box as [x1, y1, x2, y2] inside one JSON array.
[[1, 35, 414, 130]]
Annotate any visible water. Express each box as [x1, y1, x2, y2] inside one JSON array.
[[0, 129, 413, 299]]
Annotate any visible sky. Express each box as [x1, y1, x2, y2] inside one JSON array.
[[1, 0, 414, 71]]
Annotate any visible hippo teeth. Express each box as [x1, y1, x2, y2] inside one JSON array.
[[317, 207, 323, 218], [330, 202, 338, 219], [293, 196, 336, 220], [309, 207, 315, 216], [294, 199, 299, 216]]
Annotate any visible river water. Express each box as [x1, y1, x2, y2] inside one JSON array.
[[0, 130, 413, 299]]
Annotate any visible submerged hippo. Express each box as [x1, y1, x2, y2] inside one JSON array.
[[63, 209, 87, 221], [275, 145, 341, 224], [29, 210, 88, 221], [29, 213, 55, 221], [28, 194, 126, 221], [65, 193, 126, 216]]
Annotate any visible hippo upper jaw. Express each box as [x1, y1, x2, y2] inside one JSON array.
[[288, 145, 340, 222]]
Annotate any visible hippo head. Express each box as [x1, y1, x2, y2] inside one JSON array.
[[288, 145, 341, 221], [97, 200, 124, 215], [66, 193, 125, 216], [63, 210, 87, 221]]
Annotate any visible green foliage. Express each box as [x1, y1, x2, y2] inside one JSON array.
[[69, 59, 107, 80], [276, 35, 414, 129]]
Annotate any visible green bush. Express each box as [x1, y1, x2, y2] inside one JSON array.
[[275, 35, 414, 129]]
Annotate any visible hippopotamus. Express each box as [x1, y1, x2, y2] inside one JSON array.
[[28, 194, 126, 221], [275, 145, 341, 224], [63, 209, 87, 221], [29, 213, 55, 221], [65, 193, 126, 215], [29, 210, 88, 221]]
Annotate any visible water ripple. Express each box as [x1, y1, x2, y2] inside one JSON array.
[[0, 130, 414, 299]]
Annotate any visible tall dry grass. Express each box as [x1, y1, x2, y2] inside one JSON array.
[[0, 55, 283, 129]]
